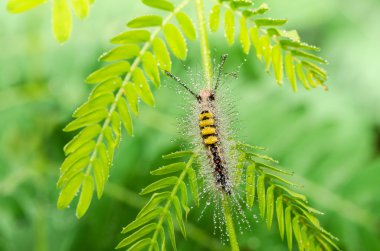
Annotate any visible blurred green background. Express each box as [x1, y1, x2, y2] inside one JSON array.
[[1, 0, 380, 250]]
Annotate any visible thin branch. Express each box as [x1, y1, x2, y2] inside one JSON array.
[[222, 195, 240, 251], [195, 0, 213, 89]]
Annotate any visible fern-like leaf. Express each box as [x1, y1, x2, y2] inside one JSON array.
[[209, 0, 328, 91], [117, 152, 197, 251], [121, 143, 339, 251], [6, 0, 94, 43], [236, 142, 340, 251], [57, 0, 194, 218]]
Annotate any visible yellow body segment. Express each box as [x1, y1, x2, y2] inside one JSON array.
[[204, 136, 218, 145], [199, 118, 215, 128], [199, 112, 213, 120], [201, 127, 216, 136]]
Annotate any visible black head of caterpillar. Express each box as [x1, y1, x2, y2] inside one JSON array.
[[165, 54, 233, 195]]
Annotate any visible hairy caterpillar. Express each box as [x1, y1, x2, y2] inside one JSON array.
[[165, 54, 234, 195]]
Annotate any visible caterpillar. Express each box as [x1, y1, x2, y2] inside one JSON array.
[[165, 54, 233, 195]]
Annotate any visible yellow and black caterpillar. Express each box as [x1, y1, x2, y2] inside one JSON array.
[[165, 55, 232, 195]]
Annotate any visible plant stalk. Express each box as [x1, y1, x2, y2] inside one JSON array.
[[222, 195, 240, 251], [195, 0, 213, 89]]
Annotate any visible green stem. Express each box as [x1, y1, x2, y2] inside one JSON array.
[[222, 195, 240, 251], [195, 0, 213, 89]]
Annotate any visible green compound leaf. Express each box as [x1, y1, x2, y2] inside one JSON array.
[[218, 2, 328, 90], [72, 0, 90, 19], [173, 196, 186, 237], [176, 12, 196, 40], [272, 44, 284, 85], [52, 0, 72, 43], [118, 156, 194, 251], [162, 150, 193, 159], [152, 37, 172, 71], [57, 173, 84, 209], [159, 226, 166, 251], [76, 175, 94, 218], [243, 3, 269, 16], [234, 153, 245, 184], [187, 167, 199, 206], [142, 51, 161, 88], [127, 15, 163, 28], [237, 143, 339, 250], [99, 44, 140, 62], [140, 177, 178, 195], [296, 61, 310, 90], [73, 93, 114, 118], [60, 146, 93, 176], [122, 208, 162, 233], [63, 124, 101, 155], [58, 0, 194, 219], [151, 162, 186, 175], [239, 16, 250, 54], [63, 108, 108, 132], [280, 39, 320, 51], [57, 156, 91, 188], [230, 0, 253, 9], [209, 4, 220, 32], [142, 0, 174, 11], [8, 0, 94, 42], [132, 67, 155, 107], [138, 192, 170, 218], [111, 30, 151, 44], [293, 216, 304, 251], [120, 238, 151, 251], [250, 26, 262, 60], [276, 196, 285, 240], [255, 18, 288, 27], [166, 214, 176, 250], [291, 50, 328, 64], [257, 173, 266, 218], [285, 206, 293, 251], [285, 51, 297, 92], [179, 181, 190, 217], [276, 184, 307, 201], [260, 35, 272, 71], [7, 0, 47, 13], [163, 23, 187, 60], [246, 164, 255, 207], [266, 185, 275, 229], [123, 84, 139, 116], [92, 158, 105, 199], [224, 9, 235, 46], [86, 61, 131, 84], [116, 223, 156, 249], [117, 97, 133, 136], [90, 78, 122, 97]]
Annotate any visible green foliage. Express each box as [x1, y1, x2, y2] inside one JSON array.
[[3, 0, 380, 250], [235, 143, 340, 251], [117, 151, 196, 251], [56, 0, 330, 217], [6, 0, 94, 43], [57, 0, 194, 218], [6, 0, 47, 13], [6, 0, 337, 249], [121, 143, 339, 251], [209, 0, 328, 91]]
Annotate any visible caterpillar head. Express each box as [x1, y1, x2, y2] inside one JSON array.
[[197, 89, 215, 103], [164, 54, 228, 101]]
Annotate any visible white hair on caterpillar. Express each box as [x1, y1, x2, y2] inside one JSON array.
[[165, 54, 253, 238]]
